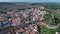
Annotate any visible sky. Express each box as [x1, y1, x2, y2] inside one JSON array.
[[0, 0, 60, 2]]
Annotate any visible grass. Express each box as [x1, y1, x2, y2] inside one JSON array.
[[39, 9, 60, 34], [40, 25, 56, 34], [47, 10, 60, 18]]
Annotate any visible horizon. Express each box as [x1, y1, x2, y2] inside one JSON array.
[[0, 0, 60, 3]]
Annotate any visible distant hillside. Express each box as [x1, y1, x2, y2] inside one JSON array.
[[30, 2, 60, 9], [12, 2, 31, 5], [0, 2, 31, 6], [0, 2, 16, 5], [0, 2, 60, 9]]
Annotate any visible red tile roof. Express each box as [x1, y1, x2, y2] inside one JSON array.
[[16, 27, 24, 32], [26, 31, 29, 34], [30, 32, 33, 34]]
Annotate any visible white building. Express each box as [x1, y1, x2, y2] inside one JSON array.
[[56, 32, 60, 34]]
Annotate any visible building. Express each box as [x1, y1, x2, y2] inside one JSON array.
[[11, 17, 20, 26], [56, 32, 60, 34]]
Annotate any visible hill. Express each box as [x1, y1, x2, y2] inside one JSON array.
[[30, 2, 60, 9], [0, 2, 16, 5]]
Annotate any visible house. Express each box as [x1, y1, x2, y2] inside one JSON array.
[[40, 7, 45, 10], [15, 27, 25, 32], [56, 32, 60, 34], [11, 17, 20, 26]]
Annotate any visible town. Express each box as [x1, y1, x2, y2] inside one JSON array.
[[0, 4, 60, 34], [0, 6, 47, 34]]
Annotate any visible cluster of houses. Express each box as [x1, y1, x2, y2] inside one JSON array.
[[0, 7, 48, 34]]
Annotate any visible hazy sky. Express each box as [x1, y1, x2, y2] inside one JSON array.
[[0, 0, 60, 2]]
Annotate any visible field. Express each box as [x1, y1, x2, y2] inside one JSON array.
[[39, 8, 60, 34]]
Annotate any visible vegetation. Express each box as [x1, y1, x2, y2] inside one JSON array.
[[31, 3, 60, 9], [39, 8, 60, 34], [44, 9, 60, 25], [39, 25, 56, 34], [57, 26, 60, 31], [0, 10, 7, 14]]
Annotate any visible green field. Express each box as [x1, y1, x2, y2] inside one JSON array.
[[38, 8, 60, 34], [40, 25, 56, 34]]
